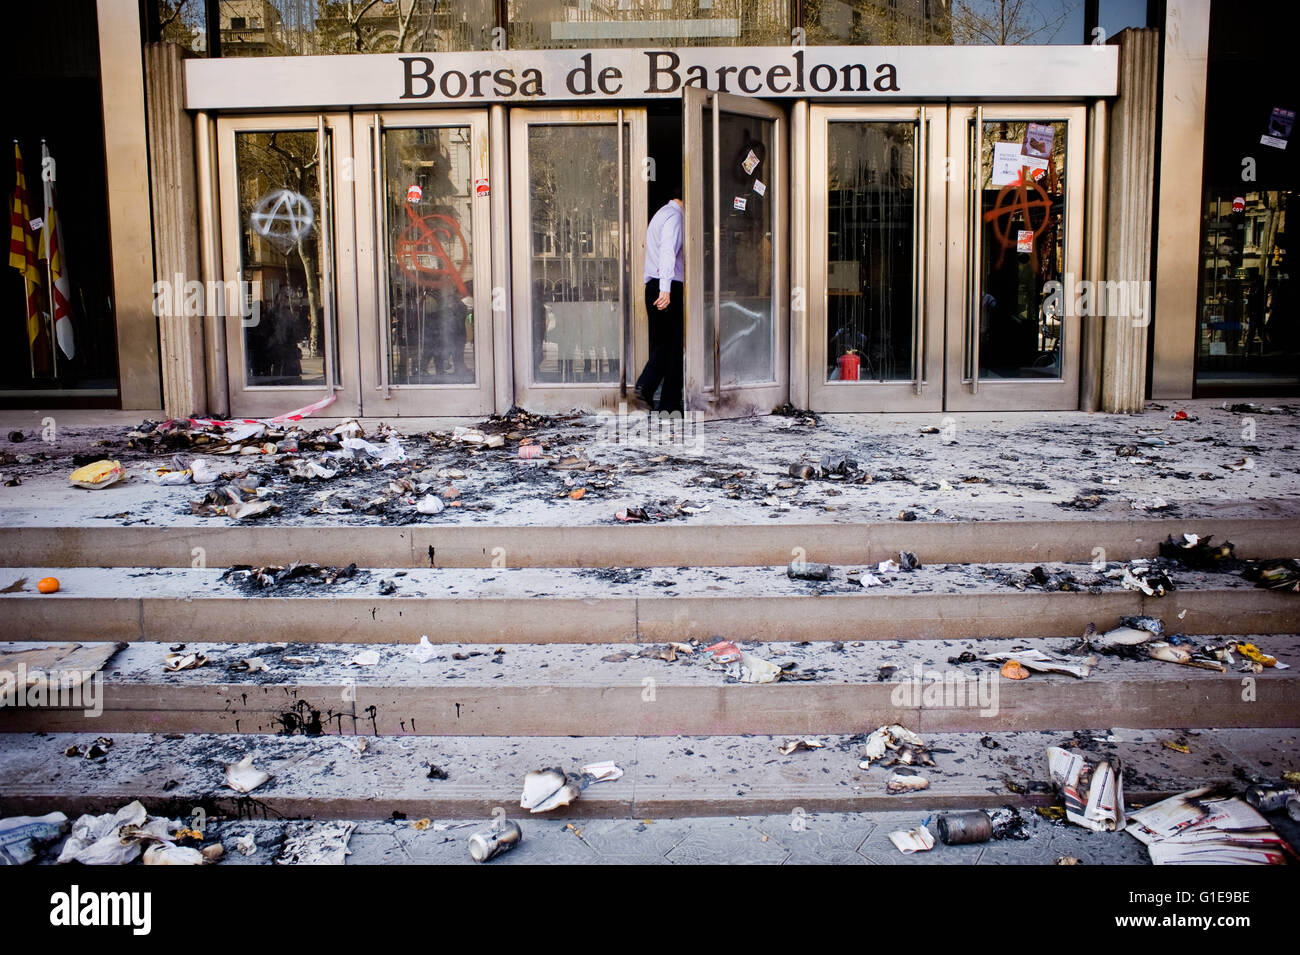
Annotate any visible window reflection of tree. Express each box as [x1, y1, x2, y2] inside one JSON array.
[[237, 131, 326, 384], [529, 126, 620, 305], [978, 120, 1067, 377], [386, 127, 474, 382]]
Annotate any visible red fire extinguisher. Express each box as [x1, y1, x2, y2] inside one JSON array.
[[837, 352, 860, 381]]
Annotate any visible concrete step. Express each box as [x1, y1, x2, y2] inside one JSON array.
[[0, 728, 1292, 821], [55, 813, 1157, 866], [2, 510, 1296, 569], [2, 636, 1296, 736], [1, 563, 1295, 644]]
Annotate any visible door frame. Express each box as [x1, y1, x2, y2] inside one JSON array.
[[807, 104, 946, 412], [215, 112, 360, 418], [508, 107, 647, 411], [682, 86, 788, 417], [943, 103, 1087, 412], [351, 110, 494, 416]]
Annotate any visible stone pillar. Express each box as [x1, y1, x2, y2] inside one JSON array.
[[99, 0, 162, 410], [144, 41, 207, 417], [1101, 28, 1160, 413], [1149, 0, 1211, 398]]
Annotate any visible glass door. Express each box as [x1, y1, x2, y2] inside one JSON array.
[[352, 111, 493, 416], [509, 108, 647, 410], [808, 105, 945, 412], [945, 105, 1086, 411], [682, 87, 787, 417], [216, 114, 359, 417]]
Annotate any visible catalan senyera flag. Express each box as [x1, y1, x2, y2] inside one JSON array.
[[9, 142, 51, 374], [40, 141, 75, 360]]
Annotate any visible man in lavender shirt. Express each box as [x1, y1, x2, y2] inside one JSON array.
[[635, 187, 685, 414]]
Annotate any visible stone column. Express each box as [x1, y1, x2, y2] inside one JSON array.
[[1102, 28, 1160, 413], [1149, 0, 1211, 399], [99, 0, 162, 410], [145, 41, 207, 417]]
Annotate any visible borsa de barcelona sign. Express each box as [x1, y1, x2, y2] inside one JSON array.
[[187, 46, 1118, 110]]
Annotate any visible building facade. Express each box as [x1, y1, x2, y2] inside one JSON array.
[[4, 1, 1294, 416]]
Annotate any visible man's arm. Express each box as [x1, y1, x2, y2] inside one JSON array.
[[653, 211, 682, 310], [657, 211, 683, 294]]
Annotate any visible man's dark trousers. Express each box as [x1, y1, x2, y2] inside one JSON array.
[[637, 280, 684, 413]]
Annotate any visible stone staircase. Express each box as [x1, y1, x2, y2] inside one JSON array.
[[2, 514, 1298, 830]]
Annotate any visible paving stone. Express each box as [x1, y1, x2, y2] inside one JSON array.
[[663, 818, 790, 865], [1047, 824, 1152, 865], [486, 819, 601, 865], [856, 812, 984, 864], [568, 817, 695, 861], [974, 835, 1058, 865], [785, 850, 873, 865], [391, 820, 480, 865], [755, 810, 875, 862], [343, 831, 409, 864]]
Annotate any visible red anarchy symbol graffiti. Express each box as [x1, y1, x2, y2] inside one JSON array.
[[395, 204, 470, 295], [982, 174, 1054, 269]]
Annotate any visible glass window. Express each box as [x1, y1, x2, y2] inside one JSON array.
[[235, 129, 335, 387], [153, 1, 498, 57], [703, 111, 776, 388], [383, 126, 477, 385], [1197, 189, 1298, 386], [1194, 1, 1298, 392], [154, 0, 210, 54], [825, 120, 916, 382], [524, 124, 629, 385], [4, 2, 120, 399], [975, 118, 1067, 380], [509, 0, 790, 49], [803, 0, 1083, 46]]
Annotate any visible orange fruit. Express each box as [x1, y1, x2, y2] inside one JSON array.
[[1001, 659, 1030, 680], [37, 577, 60, 594]]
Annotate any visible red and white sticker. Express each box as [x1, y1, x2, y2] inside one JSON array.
[[475, 177, 490, 197], [1017, 229, 1033, 254], [1232, 196, 1245, 212], [733, 196, 747, 211], [407, 184, 422, 203]]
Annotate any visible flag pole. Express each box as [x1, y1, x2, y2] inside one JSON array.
[[44, 249, 58, 378], [21, 275, 35, 377], [40, 139, 57, 378]]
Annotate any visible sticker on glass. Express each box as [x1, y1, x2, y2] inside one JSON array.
[[1017, 229, 1033, 254], [741, 149, 760, 175], [1261, 107, 1294, 150], [752, 179, 766, 196], [474, 177, 490, 197], [733, 196, 747, 211], [407, 184, 423, 203], [1021, 123, 1055, 162], [991, 142, 1022, 186]]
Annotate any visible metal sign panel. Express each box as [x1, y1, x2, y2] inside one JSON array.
[[186, 46, 1118, 110]]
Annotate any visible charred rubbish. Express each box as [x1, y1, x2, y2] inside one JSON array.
[[221, 562, 362, 593]]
